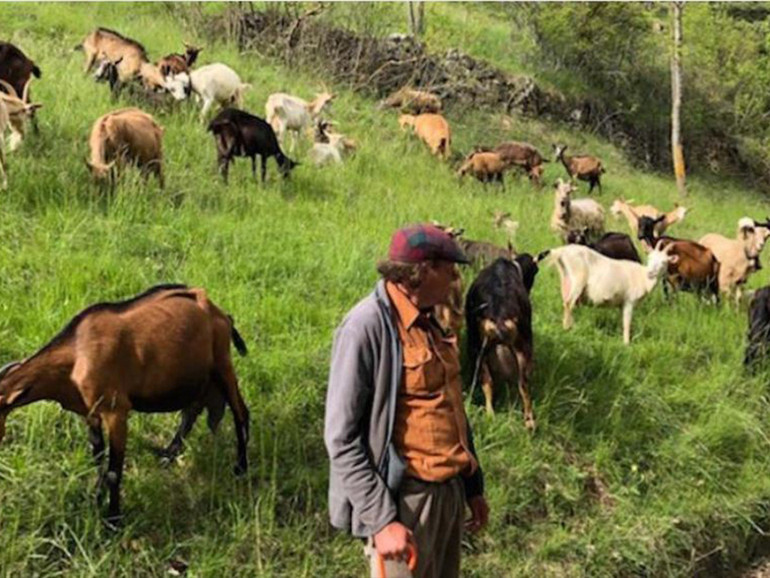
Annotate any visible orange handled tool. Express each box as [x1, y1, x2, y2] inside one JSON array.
[[377, 542, 417, 578]]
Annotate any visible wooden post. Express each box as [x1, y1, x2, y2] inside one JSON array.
[[671, 1, 686, 196]]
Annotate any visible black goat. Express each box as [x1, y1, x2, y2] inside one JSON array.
[[566, 229, 641, 262], [745, 287, 770, 368], [465, 255, 538, 430], [207, 108, 298, 183], [0, 41, 41, 131]]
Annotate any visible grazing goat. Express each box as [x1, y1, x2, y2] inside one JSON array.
[[0, 284, 250, 522], [610, 198, 687, 237], [0, 41, 41, 132], [566, 229, 641, 263], [379, 86, 442, 114], [637, 216, 720, 301], [0, 78, 42, 152], [466, 255, 539, 428], [433, 223, 514, 268], [157, 42, 203, 76], [699, 217, 769, 303], [207, 107, 298, 183], [550, 178, 605, 242], [745, 286, 770, 368], [93, 57, 172, 109], [265, 90, 335, 152], [87, 108, 164, 189], [164, 63, 250, 122], [494, 141, 549, 187], [310, 119, 356, 166], [76, 28, 165, 91], [539, 242, 673, 344], [399, 113, 451, 159], [553, 144, 605, 194], [456, 151, 511, 186]]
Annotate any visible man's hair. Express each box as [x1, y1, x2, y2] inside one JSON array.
[[376, 259, 426, 290]]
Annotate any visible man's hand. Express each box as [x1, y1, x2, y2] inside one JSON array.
[[466, 495, 490, 533], [373, 521, 415, 561]]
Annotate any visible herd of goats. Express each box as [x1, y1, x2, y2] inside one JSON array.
[[2, 26, 770, 525]]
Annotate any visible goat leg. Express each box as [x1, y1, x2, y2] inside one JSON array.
[[515, 349, 535, 432], [158, 403, 205, 463], [215, 366, 249, 475], [260, 155, 267, 183], [102, 411, 127, 525], [480, 364, 494, 415]]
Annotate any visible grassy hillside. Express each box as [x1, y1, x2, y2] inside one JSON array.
[[2, 3, 770, 577]]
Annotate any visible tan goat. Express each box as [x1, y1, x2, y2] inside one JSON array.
[[399, 113, 451, 159], [380, 86, 442, 114], [611, 198, 687, 237], [0, 78, 42, 152], [699, 218, 768, 303], [0, 284, 250, 522], [77, 27, 165, 91], [87, 107, 164, 188], [456, 151, 511, 186]]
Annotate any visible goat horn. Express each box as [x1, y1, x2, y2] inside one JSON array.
[[0, 361, 21, 380], [21, 77, 32, 103], [0, 79, 18, 99]]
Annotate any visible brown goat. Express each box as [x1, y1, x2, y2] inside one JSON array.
[[0, 284, 250, 522], [456, 151, 511, 186], [156, 42, 203, 77], [87, 107, 164, 188], [399, 113, 451, 159], [494, 141, 549, 187], [638, 218, 720, 301], [553, 143, 605, 194], [380, 86, 442, 114], [77, 28, 165, 91]]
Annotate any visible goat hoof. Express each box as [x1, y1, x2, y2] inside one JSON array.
[[104, 513, 123, 530], [525, 418, 536, 433], [233, 463, 248, 476]]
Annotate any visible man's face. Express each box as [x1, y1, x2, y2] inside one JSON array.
[[415, 260, 459, 308]]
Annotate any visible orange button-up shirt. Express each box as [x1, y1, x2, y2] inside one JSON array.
[[386, 282, 478, 483]]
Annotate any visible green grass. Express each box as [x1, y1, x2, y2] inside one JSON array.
[[1, 3, 770, 577]]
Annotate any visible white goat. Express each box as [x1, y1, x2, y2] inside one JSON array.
[[699, 217, 770, 303], [164, 63, 250, 122], [540, 242, 673, 344], [310, 120, 356, 167], [265, 91, 335, 152], [550, 178, 605, 241]]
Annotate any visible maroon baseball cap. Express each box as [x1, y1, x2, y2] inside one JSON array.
[[388, 224, 469, 264]]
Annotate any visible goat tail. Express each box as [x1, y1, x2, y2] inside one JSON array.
[[438, 137, 448, 158], [228, 315, 248, 356]]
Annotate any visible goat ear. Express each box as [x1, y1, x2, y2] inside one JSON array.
[[2, 385, 29, 407], [668, 254, 679, 264]]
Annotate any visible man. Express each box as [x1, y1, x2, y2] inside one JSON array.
[[325, 224, 489, 578]]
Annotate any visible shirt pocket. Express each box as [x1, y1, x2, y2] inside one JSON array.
[[402, 345, 435, 396]]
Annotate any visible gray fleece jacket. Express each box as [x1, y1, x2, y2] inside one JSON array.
[[324, 280, 484, 538]]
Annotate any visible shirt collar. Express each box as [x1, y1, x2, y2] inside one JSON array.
[[385, 281, 422, 331]]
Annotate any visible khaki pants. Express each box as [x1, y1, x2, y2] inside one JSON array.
[[365, 476, 465, 578]]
